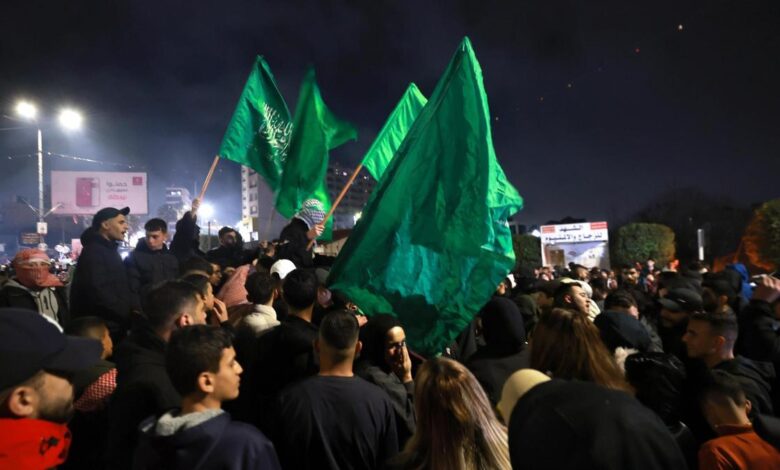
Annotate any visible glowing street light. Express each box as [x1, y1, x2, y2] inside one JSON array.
[[15, 101, 37, 120], [58, 108, 83, 130], [199, 203, 215, 219]]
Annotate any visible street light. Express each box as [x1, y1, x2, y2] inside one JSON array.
[[13, 101, 83, 227]]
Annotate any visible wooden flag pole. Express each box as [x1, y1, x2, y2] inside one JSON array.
[[306, 162, 364, 250], [199, 156, 220, 200]]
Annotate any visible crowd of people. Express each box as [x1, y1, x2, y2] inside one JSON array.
[[1, 198, 780, 469]]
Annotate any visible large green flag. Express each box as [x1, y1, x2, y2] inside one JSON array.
[[362, 83, 427, 181], [328, 37, 523, 357], [219, 56, 292, 190], [276, 69, 357, 240]]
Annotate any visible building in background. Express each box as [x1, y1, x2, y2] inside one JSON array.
[[326, 161, 376, 230], [159, 187, 192, 233]]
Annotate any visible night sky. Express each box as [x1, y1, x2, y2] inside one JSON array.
[[1, 0, 778, 227]]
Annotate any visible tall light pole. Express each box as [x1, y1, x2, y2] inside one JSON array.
[[13, 101, 83, 225]]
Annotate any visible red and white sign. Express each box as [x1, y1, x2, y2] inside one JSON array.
[[539, 221, 609, 244], [51, 171, 148, 215]]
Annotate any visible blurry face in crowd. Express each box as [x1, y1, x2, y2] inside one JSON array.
[[702, 287, 727, 314], [100, 327, 114, 360], [209, 264, 222, 287], [574, 267, 589, 281], [220, 231, 238, 248], [145, 230, 167, 251], [567, 285, 590, 314], [701, 394, 751, 430], [208, 347, 242, 402], [496, 282, 507, 296], [180, 296, 207, 326], [660, 307, 688, 328], [384, 326, 407, 369], [7, 372, 76, 423], [622, 268, 639, 285], [682, 319, 719, 359], [101, 215, 128, 242]]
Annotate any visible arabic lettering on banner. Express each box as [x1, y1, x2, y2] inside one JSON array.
[[539, 221, 609, 245]]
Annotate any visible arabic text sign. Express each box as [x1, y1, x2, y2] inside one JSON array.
[[539, 221, 609, 244], [51, 171, 148, 215]]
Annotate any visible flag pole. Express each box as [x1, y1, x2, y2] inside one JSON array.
[[306, 162, 363, 250], [199, 156, 220, 200]]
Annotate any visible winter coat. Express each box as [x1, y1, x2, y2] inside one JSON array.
[[275, 218, 314, 268], [106, 325, 181, 470], [125, 239, 179, 311], [739, 299, 780, 362], [206, 244, 257, 270], [170, 211, 205, 263], [0, 279, 70, 328], [133, 409, 281, 470], [714, 356, 776, 416], [70, 228, 131, 333]]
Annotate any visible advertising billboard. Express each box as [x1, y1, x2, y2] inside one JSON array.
[[51, 171, 148, 215], [539, 221, 610, 269]]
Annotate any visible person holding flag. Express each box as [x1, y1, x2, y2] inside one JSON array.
[[275, 198, 326, 268]]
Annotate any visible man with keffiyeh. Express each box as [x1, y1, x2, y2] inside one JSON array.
[[275, 198, 325, 268]]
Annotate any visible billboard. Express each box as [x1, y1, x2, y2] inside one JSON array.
[[51, 171, 148, 215], [539, 221, 610, 269]]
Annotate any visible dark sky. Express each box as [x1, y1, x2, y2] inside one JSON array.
[[1, 0, 778, 227]]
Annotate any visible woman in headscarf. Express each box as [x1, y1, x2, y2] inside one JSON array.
[[275, 198, 325, 267], [355, 314, 416, 446]]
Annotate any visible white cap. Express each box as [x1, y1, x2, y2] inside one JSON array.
[[270, 259, 296, 279]]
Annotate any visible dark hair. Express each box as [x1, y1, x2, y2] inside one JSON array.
[[218, 226, 237, 239], [144, 218, 168, 233], [700, 369, 747, 406], [320, 310, 359, 351], [689, 311, 739, 339], [604, 290, 638, 311], [166, 325, 233, 396], [179, 256, 214, 276], [245, 270, 275, 304], [359, 314, 402, 368], [143, 280, 201, 330], [181, 273, 211, 300], [552, 283, 579, 308], [64, 316, 108, 340], [624, 353, 686, 425], [282, 269, 318, 310]]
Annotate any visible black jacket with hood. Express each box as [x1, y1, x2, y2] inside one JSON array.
[[125, 239, 179, 311], [133, 409, 281, 470], [0, 279, 70, 328], [170, 211, 205, 263], [70, 227, 131, 333]]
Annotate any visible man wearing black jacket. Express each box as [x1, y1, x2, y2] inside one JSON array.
[[275, 198, 325, 268], [105, 280, 206, 470], [169, 198, 205, 263], [70, 206, 131, 343], [125, 218, 179, 312]]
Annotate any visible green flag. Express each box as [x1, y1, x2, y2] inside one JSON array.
[[362, 83, 427, 181], [219, 56, 292, 191], [276, 68, 357, 240], [328, 37, 524, 357]]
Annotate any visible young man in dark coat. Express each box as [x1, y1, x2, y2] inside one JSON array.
[[275, 198, 325, 268], [205, 226, 257, 271], [169, 198, 205, 263], [70, 206, 131, 342], [0, 248, 69, 329], [125, 218, 179, 312], [106, 280, 207, 470], [133, 325, 280, 470]]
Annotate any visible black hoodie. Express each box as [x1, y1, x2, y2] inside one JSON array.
[[125, 238, 179, 311]]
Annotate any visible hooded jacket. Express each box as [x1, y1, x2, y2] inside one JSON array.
[[106, 325, 181, 470], [70, 228, 131, 332], [170, 211, 205, 263], [275, 218, 314, 267], [0, 278, 70, 328], [125, 238, 179, 311], [714, 355, 776, 416], [133, 409, 280, 470]]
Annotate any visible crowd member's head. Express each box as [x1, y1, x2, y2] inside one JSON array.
[[11, 249, 61, 290], [620, 264, 640, 286], [683, 312, 738, 368], [217, 227, 241, 249], [181, 273, 215, 311], [180, 256, 214, 278], [479, 298, 527, 356], [589, 277, 609, 302], [282, 269, 318, 316], [359, 314, 410, 376], [143, 218, 168, 251], [572, 264, 589, 282], [295, 198, 326, 229], [530, 308, 630, 392], [529, 280, 558, 309], [604, 290, 640, 318], [143, 280, 205, 341], [166, 325, 242, 409], [658, 287, 703, 328], [624, 352, 687, 426], [316, 311, 361, 373], [400, 357, 511, 470], [702, 275, 737, 314], [92, 207, 129, 242], [245, 270, 277, 306], [700, 370, 751, 431], [553, 282, 589, 315], [0, 309, 101, 424], [65, 316, 113, 360], [270, 259, 296, 280]]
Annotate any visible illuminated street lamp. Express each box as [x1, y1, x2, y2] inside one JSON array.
[[13, 101, 83, 224]]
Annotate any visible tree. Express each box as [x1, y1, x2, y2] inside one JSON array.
[[513, 234, 542, 271], [611, 223, 676, 267], [743, 198, 780, 271]]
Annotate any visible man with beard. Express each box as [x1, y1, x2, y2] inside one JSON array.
[[206, 226, 257, 273], [0, 249, 69, 329], [70, 206, 132, 344], [0, 308, 102, 469]]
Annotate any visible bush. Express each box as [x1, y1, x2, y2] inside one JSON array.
[[743, 199, 780, 270], [513, 234, 542, 271], [611, 223, 675, 267]]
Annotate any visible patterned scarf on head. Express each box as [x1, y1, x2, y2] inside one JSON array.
[[294, 199, 326, 229]]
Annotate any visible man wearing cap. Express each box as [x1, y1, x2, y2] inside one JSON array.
[[657, 287, 704, 360], [0, 308, 102, 469], [0, 248, 70, 330], [275, 198, 326, 268], [70, 206, 132, 343]]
